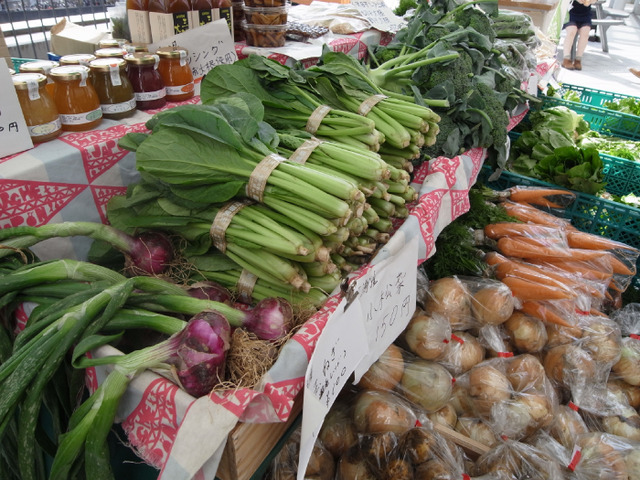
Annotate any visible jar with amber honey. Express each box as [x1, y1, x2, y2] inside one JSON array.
[[89, 58, 137, 119], [18, 60, 59, 97], [124, 53, 167, 110], [155, 46, 194, 102], [50, 65, 103, 132], [12, 73, 62, 143]]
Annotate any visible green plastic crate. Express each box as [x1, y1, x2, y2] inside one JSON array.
[[479, 166, 640, 287], [540, 96, 640, 141], [549, 83, 640, 109], [11, 57, 39, 73]]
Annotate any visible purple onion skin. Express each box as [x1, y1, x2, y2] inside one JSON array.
[[187, 281, 232, 304], [173, 311, 231, 397], [126, 231, 174, 275], [243, 297, 293, 341]]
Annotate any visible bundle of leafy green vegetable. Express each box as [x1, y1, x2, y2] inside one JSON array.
[[368, 0, 538, 167], [578, 130, 640, 162]]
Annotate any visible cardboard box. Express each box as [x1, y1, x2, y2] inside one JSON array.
[[50, 19, 110, 55], [216, 395, 303, 480]]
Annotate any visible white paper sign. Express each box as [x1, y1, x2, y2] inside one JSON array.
[[352, 235, 418, 382], [298, 298, 367, 480], [351, 0, 406, 33], [0, 68, 34, 157], [149, 19, 237, 91]]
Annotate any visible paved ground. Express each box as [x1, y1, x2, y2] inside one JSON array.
[[555, 2, 640, 96]]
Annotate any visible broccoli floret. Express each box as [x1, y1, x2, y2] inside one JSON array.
[[422, 112, 464, 159], [394, 0, 418, 16], [453, 6, 496, 43], [421, 49, 474, 99], [475, 81, 509, 149]]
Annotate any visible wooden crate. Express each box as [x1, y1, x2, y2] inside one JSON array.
[[216, 394, 303, 480]]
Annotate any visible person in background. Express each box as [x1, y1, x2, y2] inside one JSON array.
[[631, 68, 640, 79], [561, 0, 597, 71]]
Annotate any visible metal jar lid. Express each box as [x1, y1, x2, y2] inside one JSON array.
[[94, 47, 128, 58], [124, 52, 160, 66], [50, 65, 92, 81], [12, 72, 47, 89], [89, 57, 127, 71], [19, 60, 59, 75], [155, 46, 189, 58], [59, 53, 97, 66]]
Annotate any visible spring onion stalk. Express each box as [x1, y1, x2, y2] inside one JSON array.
[[49, 311, 232, 480], [0, 224, 173, 275]]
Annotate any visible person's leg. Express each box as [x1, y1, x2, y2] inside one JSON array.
[[574, 25, 591, 70], [562, 25, 578, 69]]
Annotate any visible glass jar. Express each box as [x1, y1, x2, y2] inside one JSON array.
[[59, 54, 97, 67], [124, 53, 167, 110], [12, 73, 62, 144], [18, 60, 59, 97], [50, 65, 103, 132], [156, 46, 194, 102], [94, 47, 128, 59], [89, 58, 137, 120], [98, 38, 128, 49], [125, 43, 150, 54], [192, 0, 214, 25], [148, 0, 191, 34]]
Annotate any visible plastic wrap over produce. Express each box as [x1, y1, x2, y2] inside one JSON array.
[[83, 146, 489, 480]]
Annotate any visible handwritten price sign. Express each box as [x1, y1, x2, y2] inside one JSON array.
[[299, 298, 367, 480], [352, 235, 418, 382], [351, 0, 406, 33]]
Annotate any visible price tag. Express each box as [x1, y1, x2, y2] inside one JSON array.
[[351, 0, 406, 33], [352, 235, 418, 383], [149, 19, 237, 94], [298, 298, 367, 480], [0, 67, 33, 157]]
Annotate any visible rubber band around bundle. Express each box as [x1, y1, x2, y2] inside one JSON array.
[[289, 137, 323, 164], [357, 94, 388, 116], [305, 105, 332, 134], [210, 200, 252, 253], [237, 269, 258, 304], [246, 153, 286, 202]]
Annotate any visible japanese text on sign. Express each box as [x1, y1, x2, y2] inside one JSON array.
[[149, 19, 237, 84], [0, 67, 33, 157], [351, 0, 406, 33], [352, 235, 418, 382]]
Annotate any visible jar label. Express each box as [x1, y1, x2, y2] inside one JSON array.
[[135, 89, 166, 101], [101, 98, 137, 114], [30, 117, 62, 137], [166, 82, 194, 96], [60, 108, 103, 125], [109, 64, 122, 87], [26, 79, 41, 101]]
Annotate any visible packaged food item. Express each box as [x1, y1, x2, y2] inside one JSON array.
[[127, 0, 152, 43], [231, 1, 245, 41], [124, 52, 167, 110], [125, 43, 150, 54], [94, 47, 128, 59], [49, 65, 103, 132], [12, 73, 62, 143], [148, 0, 192, 42], [155, 46, 195, 102], [243, 0, 287, 7], [98, 38, 128, 48], [18, 60, 59, 97], [58, 53, 97, 67], [88, 58, 137, 119], [242, 21, 287, 47], [243, 5, 288, 25]]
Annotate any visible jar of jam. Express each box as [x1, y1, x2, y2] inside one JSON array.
[[124, 53, 166, 110], [18, 60, 59, 97], [155, 46, 194, 102], [12, 73, 62, 143], [59, 53, 97, 67], [89, 58, 137, 120], [94, 47, 128, 59], [98, 38, 128, 49], [50, 65, 103, 132]]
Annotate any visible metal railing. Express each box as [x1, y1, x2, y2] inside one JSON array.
[[1, 0, 116, 59]]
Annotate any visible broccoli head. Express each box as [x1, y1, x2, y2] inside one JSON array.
[[419, 48, 474, 100], [453, 6, 496, 43]]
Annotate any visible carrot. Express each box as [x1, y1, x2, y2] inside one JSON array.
[[566, 231, 640, 254], [509, 235, 567, 249], [507, 186, 576, 209], [528, 259, 613, 281], [484, 223, 564, 240], [589, 308, 609, 318], [604, 253, 636, 276], [501, 202, 576, 230], [519, 301, 574, 328], [501, 276, 575, 301], [485, 251, 509, 266]]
